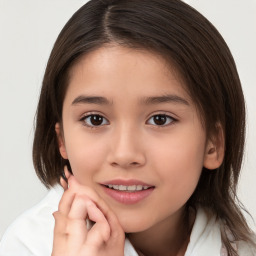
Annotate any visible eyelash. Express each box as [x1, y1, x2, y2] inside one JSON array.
[[79, 113, 177, 129], [147, 114, 177, 127], [79, 113, 109, 129]]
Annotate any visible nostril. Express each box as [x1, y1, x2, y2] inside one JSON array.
[[111, 162, 118, 167], [110, 161, 140, 168]]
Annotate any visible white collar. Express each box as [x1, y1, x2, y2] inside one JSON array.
[[124, 207, 222, 256]]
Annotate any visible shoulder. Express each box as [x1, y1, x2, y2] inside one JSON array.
[[187, 207, 256, 256], [186, 207, 223, 255], [236, 237, 256, 256], [220, 240, 256, 256], [219, 219, 256, 256], [0, 185, 63, 256]]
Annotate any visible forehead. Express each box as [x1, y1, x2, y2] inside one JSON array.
[[66, 45, 191, 103]]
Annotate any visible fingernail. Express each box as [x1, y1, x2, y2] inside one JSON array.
[[64, 165, 71, 179], [61, 169, 68, 183], [60, 176, 66, 187]]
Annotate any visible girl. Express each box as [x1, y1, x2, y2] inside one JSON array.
[[0, 0, 255, 255]]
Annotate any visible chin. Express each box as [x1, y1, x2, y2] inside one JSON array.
[[118, 215, 151, 233], [123, 225, 147, 233]]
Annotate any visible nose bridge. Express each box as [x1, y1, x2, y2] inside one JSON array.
[[108, 122, 146, 168]]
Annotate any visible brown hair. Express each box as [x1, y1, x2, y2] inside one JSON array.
[[33, 0, 255, 254]]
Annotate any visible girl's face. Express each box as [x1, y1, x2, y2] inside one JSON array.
[[57, 46, 218, 233]]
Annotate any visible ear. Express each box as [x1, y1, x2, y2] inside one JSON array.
[[203, 124, 225, 170], [55, 123, 68, 159]]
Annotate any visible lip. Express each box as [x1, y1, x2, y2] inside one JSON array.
[[101, 179, 154, 186], [100, 179, 155, 205]]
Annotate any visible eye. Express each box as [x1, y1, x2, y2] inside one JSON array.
[[81, 114, 109, 127], [147, 114, 175, 126]]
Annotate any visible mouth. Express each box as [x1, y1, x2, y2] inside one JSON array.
[[103, 184, 152, 192], [100, 179, 155, 204]]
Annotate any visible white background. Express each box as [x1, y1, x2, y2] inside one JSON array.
[[0, 0, 255, 239]]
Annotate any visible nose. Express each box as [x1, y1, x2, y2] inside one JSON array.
[[107, 125, 146, 169]]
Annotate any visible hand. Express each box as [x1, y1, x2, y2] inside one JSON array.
[[52, 166, 125, 256]]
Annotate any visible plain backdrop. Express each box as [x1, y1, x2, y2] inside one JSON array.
[[0, 0, 255, 239]]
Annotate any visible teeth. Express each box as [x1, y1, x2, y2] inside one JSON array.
[[106, 184, 151, 191], [128, 185, 136, 191], [119, 185, 126, 191], [136, 185, 142, 190], [113, 185, 119, 190]]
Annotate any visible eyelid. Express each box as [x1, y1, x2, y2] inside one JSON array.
[[79, 112, 109, 128], [146, 110, 179, 119], [146, 112, 178, 126], [79, 111, 106, 118]]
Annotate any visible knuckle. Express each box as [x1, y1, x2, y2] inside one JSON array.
[[68, 196, 89, 220], [58, 190, 73, 208], [74, 194, 86, 204], [75, 194, 94, 209], [52, 211, 58, 219], [97, 221, 111, 242], [52, 211, 62, 221], [103, 226, 111, 241], [76, 194, 90, 202], [65, 221, 72, 235]]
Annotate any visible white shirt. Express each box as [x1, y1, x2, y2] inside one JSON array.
[[0, 185, 255, 256]]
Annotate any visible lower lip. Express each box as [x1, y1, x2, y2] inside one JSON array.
[[102, 186, 154, 204]]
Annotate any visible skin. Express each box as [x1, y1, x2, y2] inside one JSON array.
[[54, 45, 224, 256]]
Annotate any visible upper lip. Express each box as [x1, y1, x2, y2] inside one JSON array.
[[101, 179, 154, 187]]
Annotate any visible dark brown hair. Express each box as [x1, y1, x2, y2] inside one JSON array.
[[33, 0, 255, 254]]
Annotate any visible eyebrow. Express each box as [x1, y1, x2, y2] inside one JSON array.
[[71, 94, 189, 106], [72, 95, 112, 105], [140, 94, 190, 106]]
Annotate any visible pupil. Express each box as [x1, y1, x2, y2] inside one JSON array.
[[91, 115, 103, 126], [154, 115, 166, 125]]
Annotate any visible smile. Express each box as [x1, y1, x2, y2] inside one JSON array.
[[101, 179, 155, 204], [104, 184, 151, 192]]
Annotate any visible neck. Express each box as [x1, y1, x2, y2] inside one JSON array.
[[127, 207, 194, 256]]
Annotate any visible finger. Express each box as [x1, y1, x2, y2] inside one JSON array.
[[102, 205, 124, 241], [52, 211, 68, 255], [85, 202, 111, 246], [67, 196, 92, 248], [58, 189, 76, 216], [67, 175, 123, 240], [59, 175, 90, 216], [67, 193, 110, 246], [64, 165, 72, 180], [60, 176, 68, 191], [68, 195, 90, 220], [66, 219, 88, 251], [67, 175, 96, 199], [53, 211, 68, 236]]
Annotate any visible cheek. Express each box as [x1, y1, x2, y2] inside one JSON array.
[[151, 132, 206, 190], [146, 136, 205, 217], [64, 135, 107, 183]]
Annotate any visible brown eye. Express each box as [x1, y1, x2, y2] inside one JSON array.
[[147, 114, 175, 126], [82, 114, 108, 127], [154, 115, 167, 125]]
